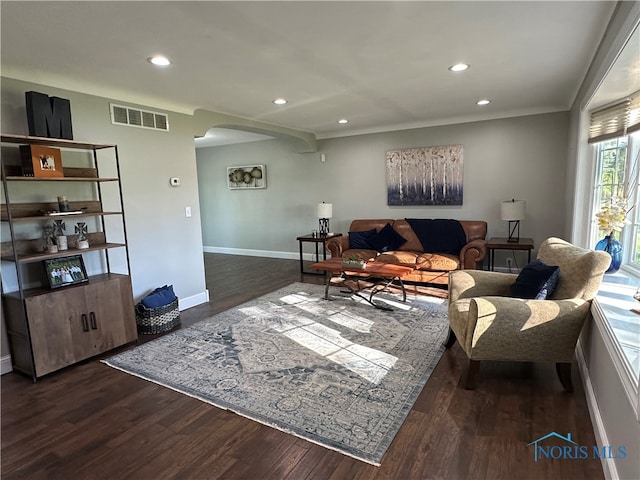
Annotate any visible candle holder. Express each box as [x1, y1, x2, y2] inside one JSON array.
[[53, 220, 67, 250], [75, 222, 89, 249], [43, 225, 58, 253]]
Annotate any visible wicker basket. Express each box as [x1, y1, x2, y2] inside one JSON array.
[[135, 298, 181, 334]]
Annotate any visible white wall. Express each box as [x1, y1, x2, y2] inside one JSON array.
[[1, 78, 209, 358], [197, 111, 570, 267]]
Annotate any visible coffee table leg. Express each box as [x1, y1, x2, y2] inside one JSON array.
[[364, 276, 407, 309], [398, 278, 407, 302], [324, 272, 331, 300]]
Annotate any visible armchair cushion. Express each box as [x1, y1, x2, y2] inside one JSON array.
[[449, 269, 517, 301], [367, 223, 407, 252], [509, 259, 560, 300], [348, 228, 377, 249]]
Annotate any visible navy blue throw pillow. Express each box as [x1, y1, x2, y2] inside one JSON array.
[[510, 260, 560, 300], [367, 223, 407, 253], [349, 228, 377, 249], [141, 284, 177, 308]]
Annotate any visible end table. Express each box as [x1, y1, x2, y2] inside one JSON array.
[[486, 237, 534, 271], [296, 233, 342, 275]]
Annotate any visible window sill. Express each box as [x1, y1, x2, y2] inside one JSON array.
[[592, 270, 640, 417]]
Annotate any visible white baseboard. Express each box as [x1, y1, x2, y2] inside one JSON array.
[[203, 246, 319, 262], [1, 355, 13, 375], [178, 289, 210, 311], [576, 339, 618, 480]]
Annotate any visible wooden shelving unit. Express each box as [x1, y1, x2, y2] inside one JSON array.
[[1, 134, 137, 381]]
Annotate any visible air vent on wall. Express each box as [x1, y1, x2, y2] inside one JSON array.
[[110, 103, 169, 132]]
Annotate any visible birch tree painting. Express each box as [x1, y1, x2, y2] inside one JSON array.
[[386, 144, 463, 205]]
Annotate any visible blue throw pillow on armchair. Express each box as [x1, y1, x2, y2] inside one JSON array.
[[510, 260, 560, 300], [348, 228, 377, 249], [367, 223, 407, 253]]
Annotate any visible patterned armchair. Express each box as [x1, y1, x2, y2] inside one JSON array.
[[446, 237, 611, 391]]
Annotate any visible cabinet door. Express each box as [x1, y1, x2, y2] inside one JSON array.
[[79, 277, 136, 359], [25, 288, 86, 377]]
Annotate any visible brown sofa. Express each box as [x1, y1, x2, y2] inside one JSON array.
[[326, 219, 487, 285]]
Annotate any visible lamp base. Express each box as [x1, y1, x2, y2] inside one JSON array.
[[507, 220, 520, 243], [319, 218, 330, 236]]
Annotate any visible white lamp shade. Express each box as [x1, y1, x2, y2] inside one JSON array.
[[317, 203, 333, 218], [501, 200, 526, 221]]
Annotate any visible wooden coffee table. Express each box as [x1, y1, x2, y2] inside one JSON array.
[[310, 257, 414, 310]]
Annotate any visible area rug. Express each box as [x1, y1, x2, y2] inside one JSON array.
[[104, 282, 449, 466]]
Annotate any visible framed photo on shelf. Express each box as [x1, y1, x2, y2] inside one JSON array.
[[43, 255, 88, 289], [19, 144, 64, 178], [227, 165, 266, 189]]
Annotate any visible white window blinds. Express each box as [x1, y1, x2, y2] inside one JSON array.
[[589, 91, 640, 143]]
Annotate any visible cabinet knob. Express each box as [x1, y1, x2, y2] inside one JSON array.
[[90, 312, 97, 330], [81, 314, 89, 332]]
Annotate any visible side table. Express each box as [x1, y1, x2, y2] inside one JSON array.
[[296, 233, 342, 275], [486, 237, 534, 271]]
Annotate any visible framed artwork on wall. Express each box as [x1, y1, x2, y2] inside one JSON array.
[[227, 165, 266, 190], [386, 144, 464, 206]]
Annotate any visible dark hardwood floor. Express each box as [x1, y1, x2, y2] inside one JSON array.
[[1, 254, 604, 479]]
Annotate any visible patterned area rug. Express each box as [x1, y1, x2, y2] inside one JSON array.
[[104, 282, 449, 466]]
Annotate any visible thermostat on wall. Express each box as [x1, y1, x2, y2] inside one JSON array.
[[170, 177, 181, 187]]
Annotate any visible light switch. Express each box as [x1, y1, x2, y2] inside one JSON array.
[[185, 206, 192, 217]]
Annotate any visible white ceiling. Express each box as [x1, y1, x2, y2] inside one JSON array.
[[0, 1, 630, 143], [195, 128, 275, 148]]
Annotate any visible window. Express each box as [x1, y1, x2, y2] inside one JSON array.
[[590, 90, 640, 269], [590, 132, 640, 401], [627, 135, 640, 267]]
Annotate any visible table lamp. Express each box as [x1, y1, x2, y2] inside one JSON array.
[[501, 199, 526, 243], [317, 202, 333, 236]]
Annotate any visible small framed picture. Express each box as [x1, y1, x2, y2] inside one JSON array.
[[19, 145, 64, 178], [227, 165, 266, 189], [43, 255, 89, 289]]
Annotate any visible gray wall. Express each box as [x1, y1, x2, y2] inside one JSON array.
[[197, 112, 569, 266], [1, 77, 208, 358]]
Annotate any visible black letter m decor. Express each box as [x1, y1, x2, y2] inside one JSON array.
[[26, 91, 74, 140]]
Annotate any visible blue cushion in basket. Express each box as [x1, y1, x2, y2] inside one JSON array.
[[141, 284, 177, 308]]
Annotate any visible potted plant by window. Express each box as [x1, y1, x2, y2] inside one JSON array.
[[595, 195, 633, 273]]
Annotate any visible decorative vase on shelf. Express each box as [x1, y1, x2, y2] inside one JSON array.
[[595, 233, 622, 274]]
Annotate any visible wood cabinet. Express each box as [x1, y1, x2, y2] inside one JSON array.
[[1, 134, 137, 380], [3, 275, 136, 377]]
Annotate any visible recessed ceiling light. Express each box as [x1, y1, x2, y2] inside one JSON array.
[[449, 63, 469, 72], [476, 99, 491, 106], [273, 98, 287, 105], [337, 119, 349, 124], [147, 55, 171, 66]]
